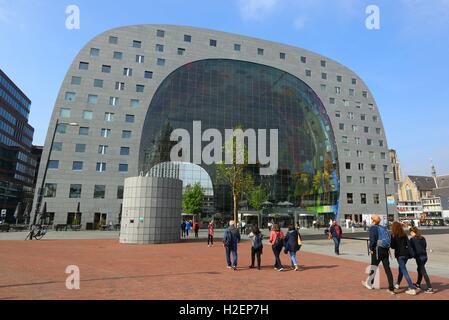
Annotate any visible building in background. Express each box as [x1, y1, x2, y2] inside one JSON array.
[[0, 69, 37, 223], [389, 149, 402, 201], [33, 25, 395, 229]]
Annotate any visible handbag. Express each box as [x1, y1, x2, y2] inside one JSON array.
[[297, 233, 303, 246]]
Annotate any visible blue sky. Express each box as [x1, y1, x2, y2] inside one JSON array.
[[0, 0, 448, 176]]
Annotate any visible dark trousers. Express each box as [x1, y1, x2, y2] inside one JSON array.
[[185, 229, 189, 237], [208, 234, 214, 245], [332, 237, 341, 255], [195, 230, 199, 238], [416, 256, 432, 289], [251, 247, 262, 268], [181, 228, 185, 237], [368, 250, 394, 291], [226, 247, 238, 267], [272, 245, 282, 269]]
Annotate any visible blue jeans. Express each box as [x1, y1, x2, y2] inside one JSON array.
[[290, 251, 298, 266], [333, 237, 341, 255], [226, 247, 238, 267], [397, 256, 416, 289]]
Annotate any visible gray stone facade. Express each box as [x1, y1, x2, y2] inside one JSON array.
[[32, 24, 395, 227], [119, 176, 182, 244]]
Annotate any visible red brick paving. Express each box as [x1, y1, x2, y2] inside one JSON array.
[[0, 240, 448, 300]]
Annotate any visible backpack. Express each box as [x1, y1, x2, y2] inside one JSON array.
[[274, 232, 284, 248], [253, 234, 263, 250], [377, 225, 391, 249]]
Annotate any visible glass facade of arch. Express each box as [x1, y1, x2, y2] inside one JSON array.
[[139, 59, 339, 218]]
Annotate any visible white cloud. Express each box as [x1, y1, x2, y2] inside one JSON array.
[[238, 0, 280, 21]]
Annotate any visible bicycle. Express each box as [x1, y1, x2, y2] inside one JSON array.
[[25, 225, 48, 240]]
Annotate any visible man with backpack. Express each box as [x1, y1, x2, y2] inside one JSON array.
[[248, 226, 263, 270], [328, 220, 343, 255], [223, 220, 241, 270], [362, 214, 395, 295]]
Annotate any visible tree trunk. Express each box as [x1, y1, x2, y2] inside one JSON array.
[[233, 193, 239, 223]]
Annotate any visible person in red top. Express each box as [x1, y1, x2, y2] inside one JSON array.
[[193, 221, 200, 238], [208, 221, 214, 247], [269, 224, 285, 271]]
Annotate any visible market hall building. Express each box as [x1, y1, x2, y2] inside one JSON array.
[[32, 25, 395, 229]]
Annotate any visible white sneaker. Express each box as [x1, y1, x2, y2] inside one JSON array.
[[394, 284, 400, 290], [405, 289, 417, 296], [362, 281, 373, 290], [277, 268, 284, 272]]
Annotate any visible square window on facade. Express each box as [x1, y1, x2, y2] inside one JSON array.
[[156, 44, 164, 52], [305, 70, 312, 77], [136, 85, 145, 93], [339, 123, 345, 130], [123, 68, 133, 77], [157, 29, 165, 37], [113, 51, 123, 60], [300, 56, 307, 63], [88, 95, 98, 104], [122, 130, 132, 139], [115, 82, 125, 91], [335, 111, 341, 118], [157, 58, 165, 66], [373, 177, 379, 185], [210, 39, 217, 47], [367, 139, 372, 146], [342, 136, 348, 144], [381, 152, 386, 160], [125, 114, 135, 123], [144, 71, 153, 79], [347, 193, 354, 204], [184, 34, 192, 42], [65, 92, 76, 102], [361, 114, 366, 121], [52, 142, 63, 151], [349, 89, 355, 96], [109, 36, 118, 44], [234, 44, 241, 51], [94, 185, 106, 198], [71, 76, 81, 85], [94, 79, 104, 88], [376, 128, 381, 135], [83, 110, 94, 120], [360, 176, 366, 184], [363, 91, 368, 98], [280, 52, 286, 60], [57, 124, 67, 134], [320, 84, 326, 92], [177, 48, 185, 55], [136, 55, 145, 63], [90, 48, 100, 56], [72, 161, 83, 171], [133, 40, 142, 48], [337, 75, 342, 82], [371, 164, 377, 171], [258, 48, 264, 55], [374, 194, 380, 204], [344, 149, 351, 157], [117, 186, 124, 199], [364, 126, 369, 133], [101, 128, 111, 138], [120, 147, 130, 156], [104, 112, 114, 122], [79, 127, 89, 136], [109, 97, 119, 106], [69, 184, 82, 198], [102, 65, 111, 73], [119, 164, 129, 172], [59, 108, 71, 118], [79, 62, 89, 70], [98, 145, 108, 155], [44, 183, 57, 198], [321, 60, 326, 67], [75, 144, 86, 153], [347, 176, 352, 184], [361, 193, 367, 204], [130, 99, 140, 108], [329, 97, 335, 104], [96, 163, 107, 173], [352, 78, 357, 85], [48, 160, 59, 169], [346, 163, 351, 170]]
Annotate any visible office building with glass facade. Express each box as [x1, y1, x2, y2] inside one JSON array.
[[32, 25, 395, 228], [0, 69, 37, 222]]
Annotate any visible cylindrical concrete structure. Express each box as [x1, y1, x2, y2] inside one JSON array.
[[119, 176, 182, 244]]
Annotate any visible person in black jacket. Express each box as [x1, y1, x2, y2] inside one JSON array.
[[328, 220, 342, 255], [391, 222, 417, 295], [284, 224, 302, 271], [362, 215, 395, 295], [409, 227, 434, 294]]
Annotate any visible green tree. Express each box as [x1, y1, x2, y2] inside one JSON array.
[[183, 183, 204, 215], [248, 185, 269, 211], [216, 126, 254, 223], [293, 172, 310, 207]]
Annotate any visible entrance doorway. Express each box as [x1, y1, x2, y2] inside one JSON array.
[[94, 213, 107, 230]]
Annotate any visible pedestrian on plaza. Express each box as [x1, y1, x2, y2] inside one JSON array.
[[362, 215, 396, 295], [223, 221, 241, 270], [296, 222, 301, 231], [181, 220, 186, 238], [409, 227, 434, 294], [313, 220, 317, 229], [185, 220, 191, 239], [391, 221, 418, 295], [194, 221, 200, 238], [351, 221, 356, 233], [363, 219, 367, 231], [328, 220, 343, 255], [241, 220, 246, 235], [268, 220, 273, 232], [248, 226, 263, 270], [269, 224, 285, 271], [208, 220, 214, 247], [284, 224, 302, 271]]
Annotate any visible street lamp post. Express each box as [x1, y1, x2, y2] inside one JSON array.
[[383, 171, 394, 224], [31, 119, 79, 227]]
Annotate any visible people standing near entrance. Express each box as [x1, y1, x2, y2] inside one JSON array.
[[363, 220, 367, 231], [362, 214, 395, 295], [328, 220, 343, 255], [313, 220, 317, 229], [267, 220, 273, 232], [269, 224, 285, 271], [208, 221, 214, 247], [223, 221, 241, 270], [241, 220, 246, 235], [181, 220, 186, 238], [351, 221, 355, 233], [248, 226, 263, 270], [409, 227, 434, 294], [193, 221, 200, 238], [185, 220, 191, 239], [284, 224, 302, 271], [391, 222, 418, 295]]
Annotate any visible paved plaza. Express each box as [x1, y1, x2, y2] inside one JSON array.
[[0, 233, 449, 300]]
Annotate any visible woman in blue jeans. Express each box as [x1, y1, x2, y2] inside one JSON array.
[[391, 222, 417, 295], [284, 224, 302, 271]]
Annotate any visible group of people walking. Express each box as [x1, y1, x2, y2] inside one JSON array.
[[181, 220, 200, 239], [222, 221, 302, 272], [362, 215, 434, 295]]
